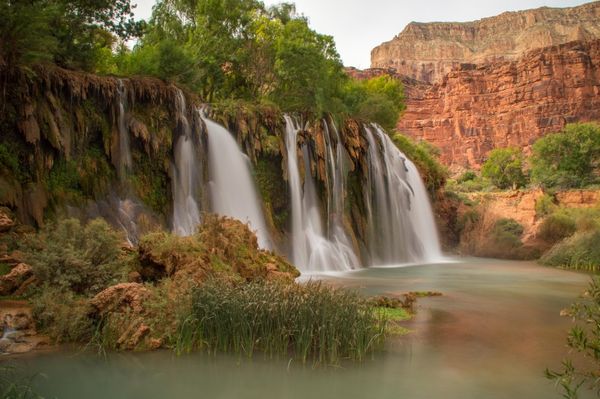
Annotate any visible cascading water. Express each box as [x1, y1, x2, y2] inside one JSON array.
[[322, 121, 360, 269], [117, 80, 132, 180], [171, 90, 201, 236], [364, 124, 443, 265], [203, 114, 272, 249], [284, 115, 359, 272], [113, 80, 139, 244]]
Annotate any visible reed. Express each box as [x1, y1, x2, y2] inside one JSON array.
[[175, 280, 387, 364]]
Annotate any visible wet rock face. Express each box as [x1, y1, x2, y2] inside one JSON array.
[[371, 2, 600, 83], [397, 40, 600, 170]]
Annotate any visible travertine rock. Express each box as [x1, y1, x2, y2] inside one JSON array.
[[371, 2, 600, 83], [0, 263, 33, 296]]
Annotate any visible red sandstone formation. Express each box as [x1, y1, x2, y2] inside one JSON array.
[[371, 2, 600, 83], [397, 40, 600, 170]]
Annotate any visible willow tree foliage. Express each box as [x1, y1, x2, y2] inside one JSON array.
[[531, 123, 600, 189]]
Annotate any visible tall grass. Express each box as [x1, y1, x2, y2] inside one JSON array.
[[541, 231, 600, 271], [175, 280, 386, 364]]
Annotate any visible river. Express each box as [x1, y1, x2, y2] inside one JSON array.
[[6, 258, 593, 398]]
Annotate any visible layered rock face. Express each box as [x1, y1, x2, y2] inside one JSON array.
[[397, 39, 600, 169], [371, 2, 600, 83]]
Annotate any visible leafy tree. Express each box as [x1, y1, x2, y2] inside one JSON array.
[[0, 0, 144, 71], [481, 147, 527, 189], [531, 123, 600, 189], [0, 1, 58, 67], [343, 75, 405, 131], [131, 0, 346, 113]]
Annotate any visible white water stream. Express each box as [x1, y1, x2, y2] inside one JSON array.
[[203, 115, 272, 249]]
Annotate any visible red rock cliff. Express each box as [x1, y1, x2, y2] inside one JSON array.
[[371, 2, 600, 83], [397, 39, 600, 170]]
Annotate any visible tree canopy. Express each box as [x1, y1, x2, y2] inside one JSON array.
[[481, 147, 527, 189], [0, 0, 144, 70], [1, 0, 406, 121], [531, 123, 600, 189]]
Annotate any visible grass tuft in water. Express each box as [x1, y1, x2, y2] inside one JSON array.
[[175, 279, 387, 364]]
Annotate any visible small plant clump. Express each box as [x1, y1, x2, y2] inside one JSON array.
[[176, 279, 387, 364], [547, 277, 600, 398]]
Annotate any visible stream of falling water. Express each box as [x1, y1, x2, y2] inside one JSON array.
[[203, 114, 272, 249], [364, 124, 443, 265], [171, 90, 201, 236], [284, 115, 359, 272]]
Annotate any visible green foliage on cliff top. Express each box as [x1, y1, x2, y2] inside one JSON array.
[[531, 123, 600, 189], [392, 134, 447, 193]]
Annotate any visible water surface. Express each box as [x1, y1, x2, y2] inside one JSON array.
[[6, 258, 593, 398]]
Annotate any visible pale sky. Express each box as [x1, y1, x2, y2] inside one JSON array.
[[131, 0, 594, 68]]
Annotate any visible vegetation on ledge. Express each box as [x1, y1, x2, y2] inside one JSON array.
[[0, 213, 403, 363]]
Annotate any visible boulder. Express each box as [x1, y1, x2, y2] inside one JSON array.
[[0, 208, 15, 232], [0, 263, 33, 296], [90, 283, 150, 316]]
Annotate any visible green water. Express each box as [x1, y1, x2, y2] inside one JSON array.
[[4, 258, 595, 398]]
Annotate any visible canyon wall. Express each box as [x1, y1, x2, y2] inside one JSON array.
[[371, 1, 600, 83], [397, 39, 600, 170]]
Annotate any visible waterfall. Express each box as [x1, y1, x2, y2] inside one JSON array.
[[113, 80, 138, 244], [323, 121, 361, 269], [203, 114, 272, 249], [364, 124, 443, 265], [284, 115, 359, 272], [171, 90, 201, 236], [117, 80, 132, 180]]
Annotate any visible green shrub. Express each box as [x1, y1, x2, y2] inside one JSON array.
[[21, 218, 128, 296], [547, 277, 600, 398], [31, 287, 94, 343], [535, 193, 557, 218], [457, 170, 477, 183], [481, 147, 527, 189], [540, 230, 600, 271], [531, 123, 600, 189], [176, 279, 386, 364], [493, 217, 523, 237], [457, 209, 480, 234], [538, 213, 577, 244], [392, 134, 447, 193]]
